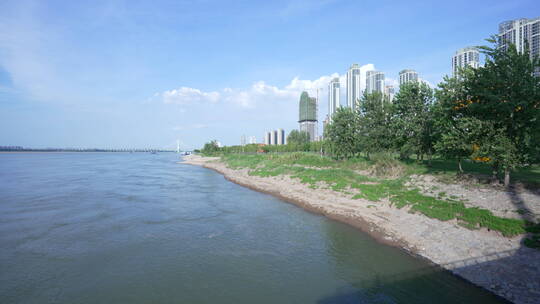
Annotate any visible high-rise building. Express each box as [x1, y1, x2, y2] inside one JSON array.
[[322, 115, 330, 139], [240, 135, 246, 146], [265, 132, 271, 145], [498, 17, 540, 60], [366, 70, 385, 94], [384, 85, 395, 102], [298, 91, 318, 141], [399, 69, 418, 86], [346, 64, 362, 111], [248, 136, 257, 144], [452, 47, 480, 76], [277, 129, 285, 145], [271, 130, 277, 145], [328, 77, 340, 119], [499, 17, 540, 76]]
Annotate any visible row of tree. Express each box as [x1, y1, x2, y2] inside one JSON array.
[[325, 38, 540, 185], [200, 39, 538, 185], [200, 129, 318, 154]]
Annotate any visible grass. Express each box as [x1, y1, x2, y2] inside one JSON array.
[[219, 153, 539, 243], [404, 158, 540, 187]]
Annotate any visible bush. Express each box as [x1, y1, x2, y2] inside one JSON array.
[[368, 153, 406, 177]]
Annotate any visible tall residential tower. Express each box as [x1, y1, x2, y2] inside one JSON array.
[[452, 47, 480, 76], [298, 91, 318, 142], [499, 17, 540, 75], [328, 77, 340, 119], [498, 17, 540, 60], [399, 69, 418, 86], [346, 64, 362, 111], [384, 85, 395, 102], [366, 70, 385, 94]]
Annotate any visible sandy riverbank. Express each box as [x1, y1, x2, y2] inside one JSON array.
[[182, 154, 540, 304]]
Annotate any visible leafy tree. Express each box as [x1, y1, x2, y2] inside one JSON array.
[[434, 71, 479, 172], [461, 37, 540, 185], [358, 91, 394, 158], [287, 130, 310, 145], [324, 107, 361, 159], [391, 81, 436, 161], [201, 140, 221, 154]]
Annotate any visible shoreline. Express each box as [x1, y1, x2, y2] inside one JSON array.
[[182, 154, 540, 304]]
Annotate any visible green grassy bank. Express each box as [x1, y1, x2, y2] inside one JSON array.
[[216, 152, 540, 248]]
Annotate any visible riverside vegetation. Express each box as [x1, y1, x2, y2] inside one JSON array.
[[200, 38, 540, 248]]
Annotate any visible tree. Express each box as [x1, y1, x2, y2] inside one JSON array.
[[434, 71, 479, 173], [324, 107, 361, 159], [391, 81, 436, 161], [286, 130, 310, 145], [358, 91, 393, 158], [201, 140, 221, 154], [461, 37, 540, 185]]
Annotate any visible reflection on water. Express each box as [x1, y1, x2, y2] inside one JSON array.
[[0, 153, 504, 303]]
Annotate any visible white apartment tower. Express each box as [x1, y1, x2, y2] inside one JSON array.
[[366, 70, 385, 94], [384, 85, 395, 102], [277, 129, 285, 145], [399, 69, 418, 86], [452, 47, 480, 76], [346, 64, 362, 111], [498, 17, 540, 60], [499, 17, 540, 76], [328, 77, 340, 118], [265, 132, 271, 145]]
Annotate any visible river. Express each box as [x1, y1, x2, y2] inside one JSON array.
[[0, 153, 504, 303]]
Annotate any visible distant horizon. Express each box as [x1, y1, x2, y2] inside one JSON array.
[[0, 146, 177, 151], [1, 0, 538, 150]]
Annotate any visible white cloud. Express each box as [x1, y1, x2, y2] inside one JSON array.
[[163, 87, 220, 105], [158, 64, 377, 109]]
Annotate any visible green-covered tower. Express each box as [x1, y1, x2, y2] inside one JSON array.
[[298, 91, 318, 141]]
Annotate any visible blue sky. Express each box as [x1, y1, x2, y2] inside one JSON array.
[[0, 0, 537, 150]]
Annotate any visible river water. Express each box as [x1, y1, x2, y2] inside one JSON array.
[[0, 153, 504, 303]]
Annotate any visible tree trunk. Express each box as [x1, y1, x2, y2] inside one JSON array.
[[491, 163, 499, 183], [504, 167, 510, 187], [458, 158, 463, 173]]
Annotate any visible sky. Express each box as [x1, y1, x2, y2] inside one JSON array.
[[0, 0, 537, 150]]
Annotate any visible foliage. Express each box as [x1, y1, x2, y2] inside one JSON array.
[[358, 92, 394, 156], [391, 81, 436, 160], [201, 35, 540, 186], [201, 140, 221, 155], [461, 38, 540, 185], [324, 107, 361, 159], [434, 72, 482, 172], [286, 130, 311, 145]]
